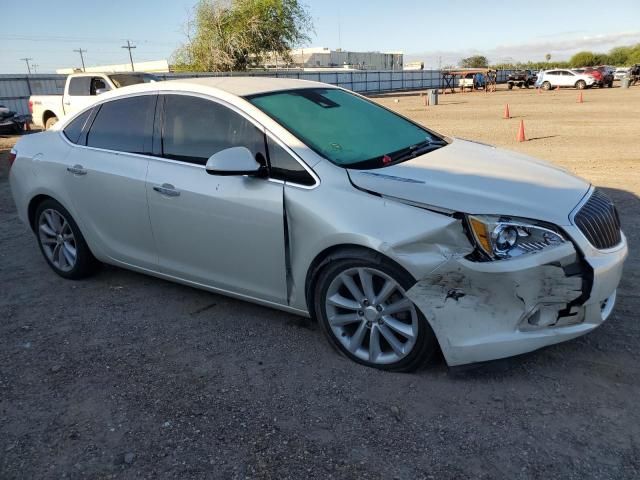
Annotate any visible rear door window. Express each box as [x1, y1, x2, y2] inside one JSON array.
[[86, 95, 156, 154], [68, 77, 92, 96], [161, 94, 265, 165]]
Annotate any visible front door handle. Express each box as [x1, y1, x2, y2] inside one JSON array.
[[66, 164, 87, 175], [153, 183, 181, 197]]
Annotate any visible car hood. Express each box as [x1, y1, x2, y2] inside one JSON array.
[[347, 138, 590, 226]]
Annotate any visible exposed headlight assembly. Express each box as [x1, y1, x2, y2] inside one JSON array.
[[467, 215, 566, 260]]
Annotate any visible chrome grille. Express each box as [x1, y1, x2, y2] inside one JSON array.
[[574, 189, 621, 249]]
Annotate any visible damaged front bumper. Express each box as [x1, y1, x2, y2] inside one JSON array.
[[406, 235, 628, 366]]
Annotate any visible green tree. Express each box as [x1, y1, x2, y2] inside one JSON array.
[[608, 46, 631, 65], [570, 51, 597, 67], [173, 0, 313, 71], [460, 55, 489, 68]]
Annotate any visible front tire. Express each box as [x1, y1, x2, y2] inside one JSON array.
[[542, 81, 551, 91], [35, 199, 99, 279], [314, 253, 438, 372]]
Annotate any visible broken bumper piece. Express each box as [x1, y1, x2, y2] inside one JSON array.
[[406, 236, 628, 366]]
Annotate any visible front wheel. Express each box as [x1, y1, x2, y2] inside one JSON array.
[[35, 199, 99, 279], [314, 254, 438, 372], [542, 81, 552, 90], [576, 80, 586, 90]]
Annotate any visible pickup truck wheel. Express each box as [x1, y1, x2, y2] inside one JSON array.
[[542, 81, 551, 91], [45, 116, 59, 130], [575, 80, 586, 90]]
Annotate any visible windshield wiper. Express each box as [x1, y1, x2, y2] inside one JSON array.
[[388, 139, 446, 164]]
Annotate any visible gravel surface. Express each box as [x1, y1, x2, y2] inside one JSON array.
[[1, 85, 639, 479]]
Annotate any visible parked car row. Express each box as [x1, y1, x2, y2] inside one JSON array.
[[531, 65, 620, 90]]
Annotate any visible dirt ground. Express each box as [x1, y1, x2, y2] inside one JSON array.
[[1, 84, 639, 479]]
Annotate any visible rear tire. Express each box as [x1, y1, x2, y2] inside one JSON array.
[[313, 251, 438, 372], [44, 116, 58, 130], [576, 80, 586, 90], [507, 83, 513, 90], [34, 199, 99, 279]]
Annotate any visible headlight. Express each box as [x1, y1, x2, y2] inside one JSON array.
[[467, 215, 566, 260]]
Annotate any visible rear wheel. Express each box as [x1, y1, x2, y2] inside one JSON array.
[[576, 80, 586, 90], [542, 81, 552, 90], [44, 116, 58, 130], [314, 253, 438, 372], [507, 83, 513, 90], [35, 199, 99, 279]]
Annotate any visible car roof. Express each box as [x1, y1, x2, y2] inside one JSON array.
[[103, 76, 334, 98]]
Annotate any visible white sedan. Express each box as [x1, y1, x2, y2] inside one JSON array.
[[8, 78, 627, 371]]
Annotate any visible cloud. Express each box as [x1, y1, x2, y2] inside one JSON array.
[[406, 31, 640, 67]]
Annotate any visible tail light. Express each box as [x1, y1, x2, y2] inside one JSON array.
[[7, 148, 17, 169], [28, 101, 33, 114]]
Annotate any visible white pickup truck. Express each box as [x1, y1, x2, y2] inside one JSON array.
[[29, 72, 159, 129]]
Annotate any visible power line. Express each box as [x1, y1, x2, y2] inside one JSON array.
[[20, 57, 33, 74], [121, 40, 137, 71], [73, 48, 87, 72]]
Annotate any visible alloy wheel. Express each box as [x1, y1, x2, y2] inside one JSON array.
[[325, 267, 418, 365], [38, 208, 77, 272]]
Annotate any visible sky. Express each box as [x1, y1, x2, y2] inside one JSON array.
[[1, 0, 639, 73]]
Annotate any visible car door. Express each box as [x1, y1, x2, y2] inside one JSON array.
[[545, 70, 559, 86], [62, 94, 158, 269], [145, 93, 287, 303], [559, 71, 574, 86]]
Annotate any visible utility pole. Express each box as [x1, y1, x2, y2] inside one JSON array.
[[20, 57, 33, 74], [73, 48, 87, 72], [121, 40, 136, 71], [32, 64, 39, 74]]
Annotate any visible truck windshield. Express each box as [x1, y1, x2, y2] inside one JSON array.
[[108, 73, 159, 88], [247, 88, 443, 169]]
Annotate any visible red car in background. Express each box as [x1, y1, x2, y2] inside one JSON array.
[[574, 67, 614, 88]]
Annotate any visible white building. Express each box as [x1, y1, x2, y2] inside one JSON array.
[[265, 48, 403, 71]]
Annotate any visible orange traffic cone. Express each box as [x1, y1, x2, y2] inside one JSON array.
[[517, 120, 526, 142], [503, 104, 511, 119], [555, 84, 560, 91], [577, 92, 583, 103], [537, 87, 542, 94]]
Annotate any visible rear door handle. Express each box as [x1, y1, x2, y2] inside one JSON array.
[[153, 183, 181, 197], [66, 164, 87, 176]]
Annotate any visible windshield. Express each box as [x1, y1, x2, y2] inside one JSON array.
[[247, 88, 442, 168], [108, 73, 159, 88]]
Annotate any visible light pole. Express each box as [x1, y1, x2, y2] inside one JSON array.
[[121, 40, 137, 71], [20, 57, 33, 74], [73, 48, 87, 72]]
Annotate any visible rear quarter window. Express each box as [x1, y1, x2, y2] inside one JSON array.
[[63, 109, 92, 144]]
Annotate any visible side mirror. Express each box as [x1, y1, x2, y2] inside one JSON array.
[[205, 147, 264, 176], [95, 88, 110, 95]]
